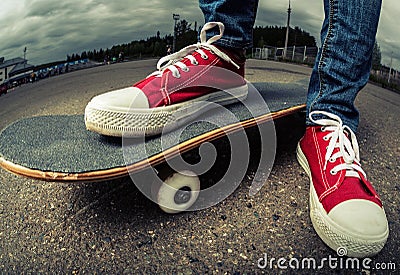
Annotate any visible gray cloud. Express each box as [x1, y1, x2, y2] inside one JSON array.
[[0, 0, 398, 69], [256, 1, 324, 44]]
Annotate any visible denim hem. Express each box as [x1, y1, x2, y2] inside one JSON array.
[[305, 0, 382, 133], [308, 0, 337, 116], [305, 113, 359, 133], [199, 0, 258, 50], [212, 38, 253, 50]]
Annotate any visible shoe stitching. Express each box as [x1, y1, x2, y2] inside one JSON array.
[[320, 152, 346, 201], [181, 57, 220, 91], [148, 22, 240, 81], [160, 73, 171, 106], [171, 55, 219, 93], [313, 127, 330, 193], [309, 111, 372, 203]]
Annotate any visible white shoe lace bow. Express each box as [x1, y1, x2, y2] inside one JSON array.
[[149, 22, 240, 79], [309, 111, 367, 179]]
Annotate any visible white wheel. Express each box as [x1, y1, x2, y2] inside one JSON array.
[[155, 170, 200, 214]]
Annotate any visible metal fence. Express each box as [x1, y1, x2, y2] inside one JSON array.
[[370, 68, 400, 91], [252, 46, 318, 65]]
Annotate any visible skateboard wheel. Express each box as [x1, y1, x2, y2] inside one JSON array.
[[155, 170, 200, 214]]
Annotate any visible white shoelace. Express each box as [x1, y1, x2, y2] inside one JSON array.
[[309, 111, 367, 179], [148, 22, 240, 79]]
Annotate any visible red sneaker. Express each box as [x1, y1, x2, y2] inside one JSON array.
[[297, 111, 388, 257], [85, 22, 247, 137]]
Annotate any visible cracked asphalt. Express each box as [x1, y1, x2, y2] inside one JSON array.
[[0, 59, 399, 273]]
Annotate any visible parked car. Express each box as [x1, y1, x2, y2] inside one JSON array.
[[0, 83, 7, 96]]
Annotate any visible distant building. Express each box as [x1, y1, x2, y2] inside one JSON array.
[[0, 57, 35, 85]]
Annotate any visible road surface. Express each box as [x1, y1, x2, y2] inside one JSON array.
[[0, 59, 398, 273]]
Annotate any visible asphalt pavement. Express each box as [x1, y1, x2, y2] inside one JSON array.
[[0, 59, 399, 273]]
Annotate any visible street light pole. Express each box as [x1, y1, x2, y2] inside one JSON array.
[[283, 0, 292, 59], [23, 47, 27, 68], [388, 51, 393, 84], [173, 13, 180, 53]]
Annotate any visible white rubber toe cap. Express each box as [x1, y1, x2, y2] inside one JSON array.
[[328, 199, 388, 239], [88, 87, 149, 111]]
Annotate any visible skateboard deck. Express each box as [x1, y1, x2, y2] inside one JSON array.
[[0, 81, 307, 183]]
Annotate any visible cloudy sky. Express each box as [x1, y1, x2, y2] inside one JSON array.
[[0, 0, 399, 69]]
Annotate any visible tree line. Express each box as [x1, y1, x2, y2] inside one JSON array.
[[67, 20, 197, 62], [253, 25, 317, 48], [66, 20, 318, 62]]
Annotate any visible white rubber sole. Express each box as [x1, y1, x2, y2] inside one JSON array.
[[85, 84, 248, 137], [296, 143, 388, 258]]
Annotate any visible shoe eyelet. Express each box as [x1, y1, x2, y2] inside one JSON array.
[[174, 73, 181, 79], [329, 157, 336, 163], [323, 136, 329, 141], [192, 60, 199, 65], [321, 126, 326, 132], [330, 170, 337, 175], [182, 67, 190, 72], [201, 54, 209, 60]]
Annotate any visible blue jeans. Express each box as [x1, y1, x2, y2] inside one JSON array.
[[199, 0, 382, 132], [199, 0, 259, 49]]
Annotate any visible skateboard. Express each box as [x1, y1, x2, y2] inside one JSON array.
[[0, 80, 307, 213]]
